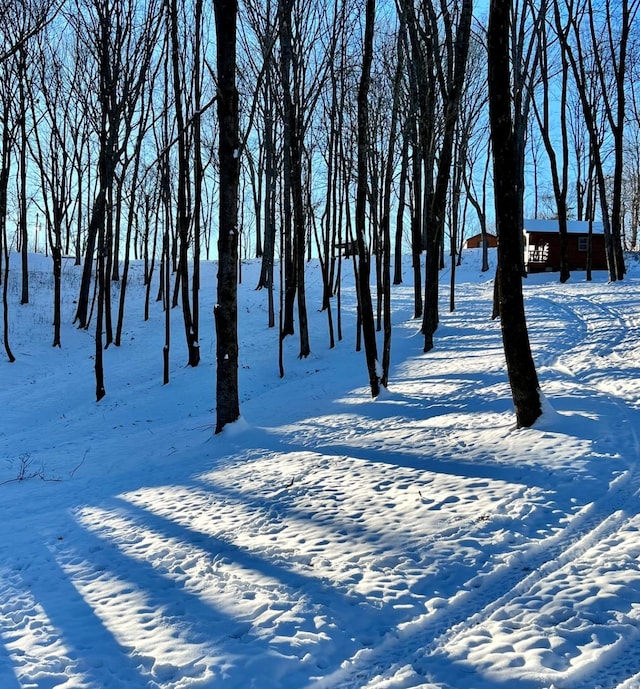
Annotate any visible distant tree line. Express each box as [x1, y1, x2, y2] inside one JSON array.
[[0, 0, 638, 430]]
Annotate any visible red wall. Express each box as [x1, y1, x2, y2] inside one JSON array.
[[526, 233, 607, 272]]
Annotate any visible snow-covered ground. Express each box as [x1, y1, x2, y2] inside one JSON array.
[[1, 248, 639, 689]]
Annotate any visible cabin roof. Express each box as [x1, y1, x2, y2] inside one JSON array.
[[524, 219, 604, 235], [466, 231, 497, 240]]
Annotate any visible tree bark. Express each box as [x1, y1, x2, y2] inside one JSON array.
[[277, 0, 310, 358], [534, 3, 571, 283], [421, 0, 473, 352], [0, 107, 15, 362], [488, 0, 541, 428], [355, 0, 379, 398], [18, 44, 29, 305], [167, 0, 200, 367], [394, 131, 408, 285], [214, 0, 240, 433], [380, 27, 404, 387]]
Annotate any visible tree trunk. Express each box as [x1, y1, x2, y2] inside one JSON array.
[[409, 98, 423, 320], [214, 0, 240, 433], [167, 0, 199, 367], [144, 194, 157, 322], [18, 45, 28, 305], [278, 0, 310, 358], [0, 111, 14, 362], [94, 225, 106, 401], [162, 230, 170, 385], [421, 0, 473, 352], [278, 0, 296, 340], [535, 3, 571, 283], [355, 0, 379, 398], [257, 66, 277, 328], [394, 130, 408, 285], [380, 27, 404, 387], [610, 4, 630, 279], [192, 0, 203, 354], [488, 0, 541, 429]]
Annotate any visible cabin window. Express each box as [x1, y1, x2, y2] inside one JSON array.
[[578, 236, 588, 252]]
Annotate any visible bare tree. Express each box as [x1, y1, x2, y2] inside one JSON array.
[[531, 6, 571, 282], [0, 0, 56, 360], [0, 63, 16, 362], [0, 0, 57, 306], [27, 23, 78, 346], [214, 0, 241, 432], [72, 0, 161, 333], [277, 0, 328, 359], [397, 0, 473, 353], [316, 0, 350, 348], [423, 0, 473, 350], [624, 48, 640, 248], [398, 12, 424, 320], [0, 0, 58, 66], [355, 0, 380, 397], [460, 32, 492, 272], [558, 0, 639, 280], [243, 0, 279, 329], [69, 0, 161, 400], [380, 26, 405, 386], [166, 0, 201, 367], [17, 43, 30, 304], [488, 0, 542, 428], [114, 71, 158, 347]]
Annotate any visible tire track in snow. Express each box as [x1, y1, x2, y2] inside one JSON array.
[[437, 292, 640, 689], [310, 288, 640, 689], [527, 293, 640, 689], [531, 289, 640, 689], [533, 290, 640, 393], [531, 293, 630, 376], [315, 459, 640, 689]]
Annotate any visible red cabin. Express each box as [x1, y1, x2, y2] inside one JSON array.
[[523, 219, 608, 273], [465, 232, 498, 249]]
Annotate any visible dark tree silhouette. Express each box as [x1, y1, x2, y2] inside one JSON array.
[[355, 0, 379, 398], [488, 0, 542, 428], [214, 0, 241, 433]]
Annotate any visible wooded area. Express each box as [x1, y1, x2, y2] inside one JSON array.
[[1, 0, 639, 430]]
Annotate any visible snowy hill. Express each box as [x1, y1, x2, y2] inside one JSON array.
[[1, 249, 640, 689]]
